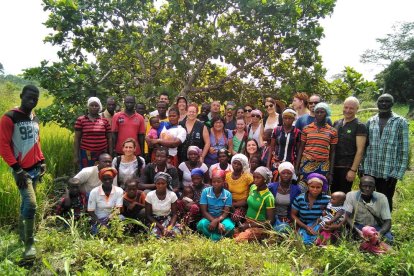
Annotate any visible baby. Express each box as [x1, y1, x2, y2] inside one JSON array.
[[318, 191, 346, 228], [359, 226, 392, 254], [182, 185, 195, 208]]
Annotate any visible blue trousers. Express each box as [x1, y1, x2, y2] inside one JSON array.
[[13, 166, 40, 220]]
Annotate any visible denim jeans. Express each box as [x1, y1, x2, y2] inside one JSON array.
[[13, 167, 40, 220]]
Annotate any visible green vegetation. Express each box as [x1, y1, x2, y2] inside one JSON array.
[[1, 79, 413, 275]]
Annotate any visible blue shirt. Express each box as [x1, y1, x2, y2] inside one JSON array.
[[295, 114, 332, 132], [200, 187, 232, 217], [292, 192, 330, 224]]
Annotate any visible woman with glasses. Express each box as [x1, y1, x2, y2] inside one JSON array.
[[263, 97, 281, 131], [248, 109, 264, 147], [204, 116, 233, 167], [243, 104, 254, 125]]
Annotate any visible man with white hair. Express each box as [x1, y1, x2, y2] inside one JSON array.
[[363, 94, 409, 211], [332, 96, 367, 193]]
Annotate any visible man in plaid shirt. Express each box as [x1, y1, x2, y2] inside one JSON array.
[[363, 94, 409, 211]]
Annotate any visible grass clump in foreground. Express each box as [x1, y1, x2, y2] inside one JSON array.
[[0, 171, 413, 275]]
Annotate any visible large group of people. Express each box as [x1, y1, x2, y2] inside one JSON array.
[[0, 85, 410, 259]]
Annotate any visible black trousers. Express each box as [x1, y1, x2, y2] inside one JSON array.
[[371, 176, 397, 212], [332, 167, 353, 194]]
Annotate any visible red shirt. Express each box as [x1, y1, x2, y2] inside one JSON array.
[[301, 122, 338, 161], [112, 111, 145, 155], [75, 115, 110, 152]]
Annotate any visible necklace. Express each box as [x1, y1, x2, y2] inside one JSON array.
[[279, 184, 290, 194]]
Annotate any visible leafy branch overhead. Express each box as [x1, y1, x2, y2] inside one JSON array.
[[24, 0, 336, 129]]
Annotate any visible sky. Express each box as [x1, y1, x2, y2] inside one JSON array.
[[0, 0, 413, 81]]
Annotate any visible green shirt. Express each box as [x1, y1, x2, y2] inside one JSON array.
[[246, 185, 275, 221]]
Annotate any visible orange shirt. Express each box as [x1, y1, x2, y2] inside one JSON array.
[[301, 122, 338, 161]]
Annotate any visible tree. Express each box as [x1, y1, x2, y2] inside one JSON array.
[[329, 66, 378, 102], [376, 53, 414, 103], [0, 62, 4, 75], [361, 22, 414, 66], [24, 0, 336, 129]]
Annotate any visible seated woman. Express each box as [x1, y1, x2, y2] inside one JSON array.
[[197, 170, 235, 241], [177, 168, 210, 230], [291, 173, 330, 245], [225, 154, 253, 224], [235, 167, 275, 242], [209, 148, 233, 179], [87, 167, 123, 234], [267, 162, 301, 232], [178, 146, 209, 187], [112, 138, 145, 189], [139, 146, 180, 194], [145, 172, 181, 238]]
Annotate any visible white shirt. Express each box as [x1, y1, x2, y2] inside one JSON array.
[[208, 163, 233, 178], [145, 190, 178, 217], [149, 109, 169, 118], [74, 166, 118, 193], [87, 185, 124, 219], [160, 125, 187, 156], [178, 162, 208, 186]]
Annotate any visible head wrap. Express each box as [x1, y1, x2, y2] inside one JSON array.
[[251, 109, 262, 118], [307, 173, 328, 192], [278, 162, 295, 174], [98, 167, 118, 181], [191, 168, 204, 177], [282, 108, 297, 118], [187, 146, 202, 157], [231, 154, 249, 172], [254, 166, 272, 183], [211, 169, 226, 179], [87, 97, 103, 112], [154, 172, 173, 190], [314, 102, 331, 117]]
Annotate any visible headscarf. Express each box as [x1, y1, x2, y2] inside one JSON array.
[[87, 97, 103, 112], [211, 169, 226, 179], [254, 166, 272, 183], [251, 109, 262, 118], [282, 108, 297, 118], [314, 102, 331, 118], [231, 153, 249, 172], [154, 172, 173, 190], [187, 146, 202, 157], [307, 173, 328, 192], [98, 167, 118, 181], [277, 161, 295, 174], [191, 168, 204, 177]]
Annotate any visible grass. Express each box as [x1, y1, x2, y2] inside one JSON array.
[[0, 81, 413, 274]]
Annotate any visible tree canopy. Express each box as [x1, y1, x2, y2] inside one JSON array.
[[24, 0, 336, 129]]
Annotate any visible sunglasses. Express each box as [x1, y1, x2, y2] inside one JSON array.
[[265, 104, 274, 108], [309, 101, 320, 105], [244, 109, 252, 112], [251, 114, 261, 118]]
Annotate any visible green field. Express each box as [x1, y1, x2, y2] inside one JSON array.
[[0, 82, 413, 275]]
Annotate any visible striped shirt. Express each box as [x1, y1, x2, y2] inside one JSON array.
[[292, 192, 330, 225], [75, 115, 110, 152], [272, 126, 301, 163], [301, 122, 338, 161], [363, 113, 409, 180]]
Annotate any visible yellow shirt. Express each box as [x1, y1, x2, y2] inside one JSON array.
[[225, 172, 253, 201]]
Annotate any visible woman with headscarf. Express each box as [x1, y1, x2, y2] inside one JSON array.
[[74, 97, 112, 169], [291, 173, 330, 245], [235, 167, 275, 242], [87, 167, 123, 234], [247, 109, 264, 147], [178, 146, 209, 186], [176, 168, 211, 229], [197, 170, 235, 241], [145, 172, 181, 238], [226, 154, 254, 224], [295, 103, 338, 191], [267, 162, 301, 232]]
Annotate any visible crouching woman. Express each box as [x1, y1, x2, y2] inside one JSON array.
[[197, 170, 235, 241], [87, 168, 123, 234]]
